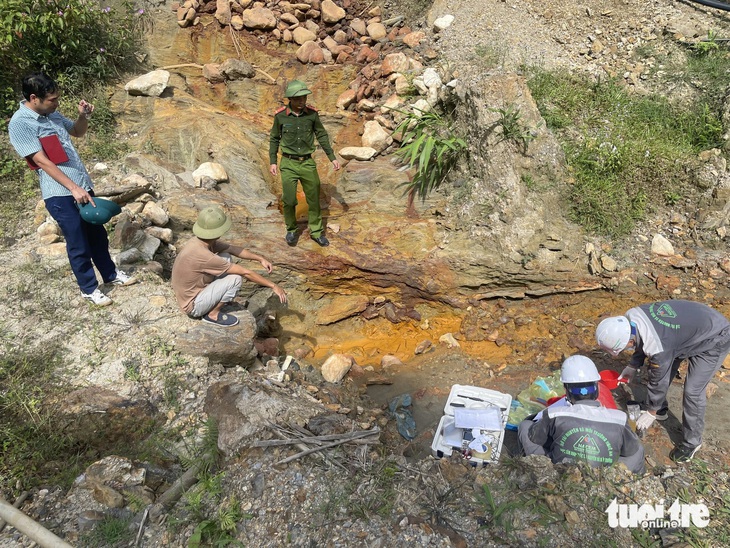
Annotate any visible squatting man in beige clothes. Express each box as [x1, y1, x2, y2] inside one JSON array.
[[171, 206, 287, 327]]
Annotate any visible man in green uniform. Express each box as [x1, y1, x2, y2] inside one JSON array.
[[269, 80, 340, 247]]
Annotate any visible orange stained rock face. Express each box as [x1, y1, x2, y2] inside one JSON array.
[[297, 290, 730, 375]]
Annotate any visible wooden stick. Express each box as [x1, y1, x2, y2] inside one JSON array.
[[158, 63, 204, 70], [275, 429, 380, 465], [254, 67, 276, 83], [0, 491, 29, 533], [0, 497, 73, 548], [134, 506, 149, 548], [358, 1, 374, 17], [253, 428, 380, 447]]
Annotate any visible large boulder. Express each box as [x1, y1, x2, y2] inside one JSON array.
[[292, 27, 317, 45], [193, 162, 228, 186], [320, 0, 346, 23], [215, 0, 231, 25], [339, 146, 377, 161], [124, 70, 170, 97], [220, 58, 256, 80], [361, 120, 393, 151], [321, 354, 353, 383], [175, 310, 258, 367], [241, 7, 276, 30], [204, 379, 322, 455]]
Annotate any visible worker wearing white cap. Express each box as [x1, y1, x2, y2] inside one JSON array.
[[597, 300, 730, 462]]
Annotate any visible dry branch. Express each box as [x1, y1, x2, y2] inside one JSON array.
[[254, 428, 381, 448], [274, 428, 380, 465]]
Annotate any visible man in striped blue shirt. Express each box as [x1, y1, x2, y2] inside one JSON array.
[[8, 73, 136, 306]]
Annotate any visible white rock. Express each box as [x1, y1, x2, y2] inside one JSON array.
[[339, 147, 377, 161], [422, 68, 442, 89], [394, 75, 410, 96], [141, 202, 169, 227], [124, 202, 145, 215], [145, 226, 173, 244], [426, 86, 439, 106], [321, 354, 352, 383], [651, 233, 675, 256], [124, 70, 170, 97], [192, 162, 228, 186], [292, 26, 317, 45], [320, 0, 346, 23], [433, 14, 455, 32], [381, 355, 403, 368], [439, 333, 460, 348], [381, 95, 404, 112], [411, 99, 432, 114], [412, 77, 428, 95], [361, 121, 393, 151], [37, 220, 59, 237]]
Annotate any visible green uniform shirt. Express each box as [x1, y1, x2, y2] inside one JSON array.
[[269, 105, 336, 164]]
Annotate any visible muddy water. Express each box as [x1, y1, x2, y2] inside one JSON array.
[[282, 289, 730, 465]]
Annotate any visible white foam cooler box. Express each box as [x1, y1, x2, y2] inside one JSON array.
[[431, 384, 512, 466]]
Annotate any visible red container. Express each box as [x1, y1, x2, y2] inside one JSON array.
[[599, 369, 620, 390]]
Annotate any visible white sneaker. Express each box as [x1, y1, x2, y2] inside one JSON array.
[[109, 270, 137, 286], [82, 288, 113, 306]]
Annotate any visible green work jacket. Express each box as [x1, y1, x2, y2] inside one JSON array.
[[269, 105, 336, 164]]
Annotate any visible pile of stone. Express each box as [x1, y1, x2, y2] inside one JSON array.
[[33, 161, 230, 274], [171, 1, 460, 160]]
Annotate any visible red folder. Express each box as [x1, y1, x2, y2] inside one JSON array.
[[25, 134, 70, 170]]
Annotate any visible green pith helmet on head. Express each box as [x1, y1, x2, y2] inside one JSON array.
[[285, 80, 312, 98], [193, 206, 231, 239]]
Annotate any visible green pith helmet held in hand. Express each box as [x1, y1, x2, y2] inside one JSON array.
[[77, 197, 122, 225], [193, 206, 232, 239], [285, 80, 312, 98]]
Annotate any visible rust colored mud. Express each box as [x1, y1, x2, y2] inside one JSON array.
[[283, 289, 730, 466]]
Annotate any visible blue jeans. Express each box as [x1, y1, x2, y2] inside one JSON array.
[[45, 193, 116, 294]]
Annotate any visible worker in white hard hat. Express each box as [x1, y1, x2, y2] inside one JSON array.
[[518, 355, 645, 474], [596, 300, 730, 463]]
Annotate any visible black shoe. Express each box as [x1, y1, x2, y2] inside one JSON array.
[[669, 444, 701, 463], [285, 231, 298, 246], [311, 234, 329, 247], [655, 407, 669, 421], [201, 313, 239, 327]]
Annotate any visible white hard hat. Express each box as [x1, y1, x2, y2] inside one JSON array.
[[560, 355, 600, 383], [595, 316, 632, 357]]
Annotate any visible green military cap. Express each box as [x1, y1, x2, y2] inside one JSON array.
[[193, 206, 231, 239], [285, 80, 312, 98], [77, 197, 122, 225]]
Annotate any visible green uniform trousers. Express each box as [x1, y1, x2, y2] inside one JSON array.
[[281, 157, 323, 238]]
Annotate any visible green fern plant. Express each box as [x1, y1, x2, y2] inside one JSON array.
[[188, 496, 245, 548], [394, 109, 467, 202]]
